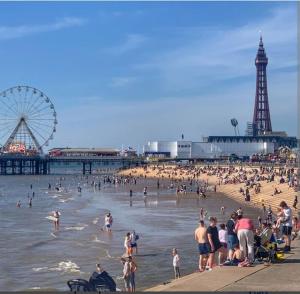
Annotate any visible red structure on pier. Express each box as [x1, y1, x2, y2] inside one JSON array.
[[252, 35, 272, 135]]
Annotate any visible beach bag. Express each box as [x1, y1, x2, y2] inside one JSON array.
[[275, 252, 285, 260]]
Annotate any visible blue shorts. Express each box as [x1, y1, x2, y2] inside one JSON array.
[[228, 234, 239, 250], [106, 224, 111, 228], [198, 243, 209, 255], [131, 243, 137, 248]]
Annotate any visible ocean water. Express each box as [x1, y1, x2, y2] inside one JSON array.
[[0, 174, 260, 291]]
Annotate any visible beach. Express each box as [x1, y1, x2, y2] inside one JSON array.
[[0, 170, 263, 291], [119, 163, 298, 214]]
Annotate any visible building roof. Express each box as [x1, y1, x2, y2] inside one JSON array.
[[50, 148, 120, 153]]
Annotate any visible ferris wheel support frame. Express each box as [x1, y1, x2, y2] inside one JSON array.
[[3, 117, 42, 153]]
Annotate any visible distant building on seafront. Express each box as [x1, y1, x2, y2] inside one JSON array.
[[143, 36, 297, 160], [49, 147, 120, 157]]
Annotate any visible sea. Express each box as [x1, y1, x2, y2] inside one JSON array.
[[0, 168, 261, 291]]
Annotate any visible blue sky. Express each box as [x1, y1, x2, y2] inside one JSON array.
[[0, 2, 297, 150]]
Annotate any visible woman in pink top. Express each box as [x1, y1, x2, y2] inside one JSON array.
[[235, 215, 255, 264]]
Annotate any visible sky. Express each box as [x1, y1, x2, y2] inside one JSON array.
[[0, 1, 298, 151]]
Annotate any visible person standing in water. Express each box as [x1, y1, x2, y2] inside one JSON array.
[[124, 232, 133, 256], [130, 230, 139, 254], [172, 248, 180, 279], [220, 206, 225, 215], [53, 210, 60, 230], [199, 208, 204, 221], [143, 187, 147, 196], [16, 200, 21, 208], [28, 198, 32, 208], [129, 256, 137, 292], [104, 213, 113, 232]]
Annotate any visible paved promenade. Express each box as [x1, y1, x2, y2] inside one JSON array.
[[145, 238, 300, 292]]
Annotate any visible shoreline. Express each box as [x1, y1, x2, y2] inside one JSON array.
[[119, 164, 298, 214], [119, 163, 300, 291]]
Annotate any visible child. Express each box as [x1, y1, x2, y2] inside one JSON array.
[[232, 245, 243, 264], [218, 224, 228, 265], [223, 245, 243, 266], [172, 248, 180, 279]]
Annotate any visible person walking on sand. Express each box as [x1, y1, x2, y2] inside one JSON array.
[[293, 196, 298, 210], [172, 248, 180, 279], [194, 220, 209, 272]]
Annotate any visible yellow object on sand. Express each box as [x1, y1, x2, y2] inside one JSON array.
[[275, 252, 285, 260]]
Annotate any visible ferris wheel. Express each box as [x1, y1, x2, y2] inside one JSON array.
[[0, 86, 57, 154]]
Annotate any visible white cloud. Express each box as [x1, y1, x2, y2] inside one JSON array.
[[135, 6, 297, 88], [0, 17, 86, 40], [109, 33, 147, 55]]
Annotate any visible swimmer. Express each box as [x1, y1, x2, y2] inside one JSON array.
[[29, 198, 32, 208], [16, 200, 21, 208]]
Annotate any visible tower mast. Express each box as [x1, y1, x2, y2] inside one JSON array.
[[252, 35, 272, 136]]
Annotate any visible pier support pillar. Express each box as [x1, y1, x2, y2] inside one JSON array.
[[83, 162, 86, 175], [19, 160, 23, 175]]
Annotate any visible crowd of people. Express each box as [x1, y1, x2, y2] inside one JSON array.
[[14, 164, 299, 292], [192, 200, 298, 272]]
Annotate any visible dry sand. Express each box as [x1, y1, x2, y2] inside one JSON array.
[[119, 164, 299, 213]]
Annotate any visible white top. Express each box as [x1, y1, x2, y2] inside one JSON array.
[[218, 229, 228, 243], [104, 216, 110, 226], [124, 236, 131, 249], [123, 261, 130, 276], [282, 207, 292, 227], [173, 254, 180, 267], [105, 216, 112, 226]]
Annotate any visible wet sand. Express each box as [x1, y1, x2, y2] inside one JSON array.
[[120, 164, 298, 213]]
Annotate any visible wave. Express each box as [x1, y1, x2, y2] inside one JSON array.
[[92, 235, 106, 244], [32, 267, 49, 272], [32, 261, 81, 274], [92, 217, 99, 224], [65, 224, 88, 231]]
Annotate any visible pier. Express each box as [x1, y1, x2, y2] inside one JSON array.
[[0, 154, 143, 175]]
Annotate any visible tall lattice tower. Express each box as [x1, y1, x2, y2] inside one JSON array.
[[252, 35, 272, 136]]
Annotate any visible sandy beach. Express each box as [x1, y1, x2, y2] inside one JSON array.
[[119, 163, 299, 215]]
